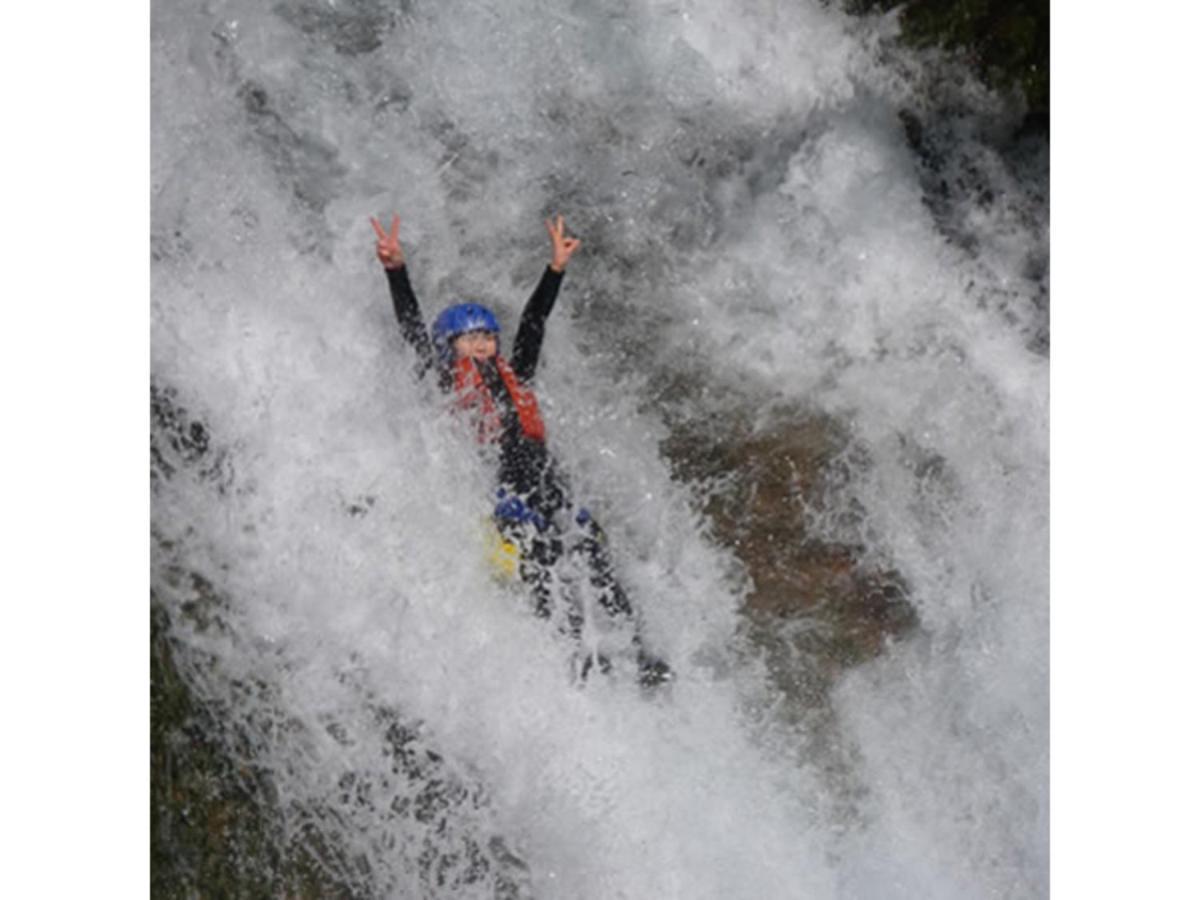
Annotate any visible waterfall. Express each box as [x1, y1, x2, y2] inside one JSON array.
[[150, 1, 1048, 896]]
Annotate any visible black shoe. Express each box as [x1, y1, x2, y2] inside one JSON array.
[[636, 652, 673, 688]]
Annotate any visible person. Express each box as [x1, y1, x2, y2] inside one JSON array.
[[370, 213, 671, 687]]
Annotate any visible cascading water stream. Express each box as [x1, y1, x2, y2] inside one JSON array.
[[152, 1, 1048, 897]]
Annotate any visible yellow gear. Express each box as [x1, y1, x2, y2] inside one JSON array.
[[483, 520, 521, 580]]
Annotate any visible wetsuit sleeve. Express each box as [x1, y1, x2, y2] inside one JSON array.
[[386, 264, 436, 380], [510, 266, 564, 382]]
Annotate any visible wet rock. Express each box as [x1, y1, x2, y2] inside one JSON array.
[[151, 381, 234, 493], [663, 409, 919, 682], [273, 0, 401, 57], [152, 601, 350, 899]]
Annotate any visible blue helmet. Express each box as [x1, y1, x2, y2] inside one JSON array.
[[431, 303, 500, 363]]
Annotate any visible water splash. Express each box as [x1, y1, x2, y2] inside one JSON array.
[[152, 1, 1047, 896]]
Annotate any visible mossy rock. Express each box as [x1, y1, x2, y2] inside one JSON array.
[[151, 602, 350, 898], [846, 0, 1049, 128]]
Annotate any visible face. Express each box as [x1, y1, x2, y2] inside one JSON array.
[[453, 329, 498, 361]]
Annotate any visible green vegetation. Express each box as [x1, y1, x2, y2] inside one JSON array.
[[151, 601, 348, 898], [845, 0, 1049, 126]]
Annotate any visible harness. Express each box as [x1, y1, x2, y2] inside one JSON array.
[[452, 355, 546, 444]]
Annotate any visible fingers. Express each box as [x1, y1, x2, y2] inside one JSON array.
[[545, 214, 571, 240], [371, 214, 401, 242]]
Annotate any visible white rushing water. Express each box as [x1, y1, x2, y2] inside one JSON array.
[[152, 1, 1048, 897]]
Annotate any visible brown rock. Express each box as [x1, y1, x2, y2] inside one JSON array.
[[662, 408, 918, 683]]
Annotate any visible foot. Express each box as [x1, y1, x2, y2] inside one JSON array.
[[636, 651, 673, 688]]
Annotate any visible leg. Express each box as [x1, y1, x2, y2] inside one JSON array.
[[569, 509, 634, 621], [518, 531, 560, 621], [496, 510, 586, 640], [568, 509, 671, 686]]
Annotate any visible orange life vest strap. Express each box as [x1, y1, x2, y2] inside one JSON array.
[[452, 356, 546, 444]]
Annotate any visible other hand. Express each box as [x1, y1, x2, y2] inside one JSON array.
[[545, 214, 581, 273], [371, 214, 405, 269]]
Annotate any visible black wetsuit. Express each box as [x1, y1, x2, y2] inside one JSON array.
[[385, 263, 636, 640]]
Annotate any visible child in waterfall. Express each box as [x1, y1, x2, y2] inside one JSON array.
[[370, 213, 671, 687]]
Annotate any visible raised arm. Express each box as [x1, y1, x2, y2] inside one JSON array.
[[510, 215, 582, 381], [372, 215, 435, 379]]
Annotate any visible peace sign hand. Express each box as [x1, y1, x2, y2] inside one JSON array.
[[370, 214, 405, 269], [545, 214, 582, 273]]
